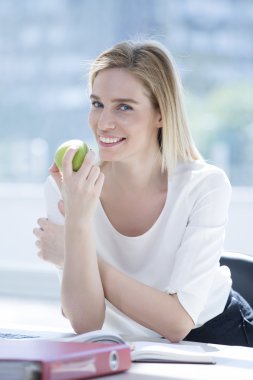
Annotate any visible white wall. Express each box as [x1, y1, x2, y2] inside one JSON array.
[[0, 183, 252, 299], [225, 187, 253, 255], [0, 183, 60, 299]]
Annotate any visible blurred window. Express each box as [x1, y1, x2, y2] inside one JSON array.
[[0, 0, 253, 185], [0, 0, 253, 298]]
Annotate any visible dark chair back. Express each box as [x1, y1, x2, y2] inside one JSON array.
[[220, 252, 253, 308]]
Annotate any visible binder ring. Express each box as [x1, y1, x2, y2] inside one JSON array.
[[109, 350, 119, 371]]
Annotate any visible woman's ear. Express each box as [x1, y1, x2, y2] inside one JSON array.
[[156, 112, 162, 129]]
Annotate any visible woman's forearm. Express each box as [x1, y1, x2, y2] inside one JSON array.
[[99, 260, 194, 342], [61, 221, 105, 333]]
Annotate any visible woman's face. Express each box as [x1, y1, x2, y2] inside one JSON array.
[[89, 68, 161, 164]]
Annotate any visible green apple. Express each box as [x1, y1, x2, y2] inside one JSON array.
[[54, 139, 89, 172]]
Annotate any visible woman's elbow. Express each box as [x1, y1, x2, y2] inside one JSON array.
[[63, 305, 106, 334], [164, 327, 193, 343], [166, 327, 192, 343], [71, 314, 105, 334], [163, 317, 195, 343], [71, 318, 104, 335]]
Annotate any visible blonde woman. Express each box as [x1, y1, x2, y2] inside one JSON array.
[[34, 40, 253, 346]]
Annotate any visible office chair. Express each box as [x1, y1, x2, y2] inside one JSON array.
[[220, 251, 253, 308]]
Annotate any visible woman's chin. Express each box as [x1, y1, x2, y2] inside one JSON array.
[[99, 151, 118, 162]]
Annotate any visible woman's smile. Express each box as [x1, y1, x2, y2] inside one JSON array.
[[98, 135, 126, 147]]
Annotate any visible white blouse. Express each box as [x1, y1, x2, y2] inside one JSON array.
[[45, 160, 232, 338]]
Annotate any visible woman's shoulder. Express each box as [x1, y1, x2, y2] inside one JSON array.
[[173, 160, 231, 191], [174, 159, 228, 178]]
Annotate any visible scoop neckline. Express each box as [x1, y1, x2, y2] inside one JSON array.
[[98, 179, 171, 240]]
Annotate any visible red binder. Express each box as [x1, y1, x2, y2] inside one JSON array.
[[0, 339, 131, 379]]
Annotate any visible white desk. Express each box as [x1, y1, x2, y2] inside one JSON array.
[[1, 327, 253, 379], [104, 342, 253, 380]]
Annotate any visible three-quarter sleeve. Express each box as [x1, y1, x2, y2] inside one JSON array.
[[165, 168, 232, 324]]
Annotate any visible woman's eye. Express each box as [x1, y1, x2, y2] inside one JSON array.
[[91, 101, 103, 108], [119, 104, 132, 111]]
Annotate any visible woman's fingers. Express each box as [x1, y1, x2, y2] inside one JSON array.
[[86, 165, 101, 185], [33, 227, 43, 238], [61, 147, 79, 178], [95, 172, 105, 195], [33, 218, 65, 268], [35, 239, 41, 248], [37, 217, 48, 231], [49, 162, 59, 173], [49, 148, 77, 192], [77, 150, 96, 179], [49, 162, 62, 191], [54, 148, 98, 184], [51, 148, 103, 202], [33, 218, 53, 239], [86, 167, 105, 195], [58, 200, 65, 216]]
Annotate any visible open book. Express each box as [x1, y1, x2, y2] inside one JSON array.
[[61, 330, 215, 364]]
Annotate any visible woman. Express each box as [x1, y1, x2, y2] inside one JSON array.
[[33, 40, 253, 346]]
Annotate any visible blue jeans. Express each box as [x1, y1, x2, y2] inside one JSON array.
[[184, 289, 253, 347]]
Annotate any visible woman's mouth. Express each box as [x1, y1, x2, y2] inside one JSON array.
[[98, 135, 125, 147]]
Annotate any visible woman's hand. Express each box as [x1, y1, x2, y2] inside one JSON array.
[[33, 217, 64, 269], [50, 148, 104, 227]]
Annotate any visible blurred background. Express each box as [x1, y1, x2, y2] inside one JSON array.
[[0, 0, 253, 329]]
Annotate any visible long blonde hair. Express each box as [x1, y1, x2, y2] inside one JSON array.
[[89, 40, 202, 173]]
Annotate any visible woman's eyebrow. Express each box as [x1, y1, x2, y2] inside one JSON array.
[[90, 94, 100, 100], [90, 94, 139, 104], [111, 97, 139, 104]]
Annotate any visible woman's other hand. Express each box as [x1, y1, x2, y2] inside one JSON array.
[[33, 217, 64, 269]]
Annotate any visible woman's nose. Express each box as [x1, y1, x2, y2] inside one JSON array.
[[97, 109, 116, 131]]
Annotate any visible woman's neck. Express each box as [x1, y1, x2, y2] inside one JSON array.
[[102, 151, 167, 194]]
